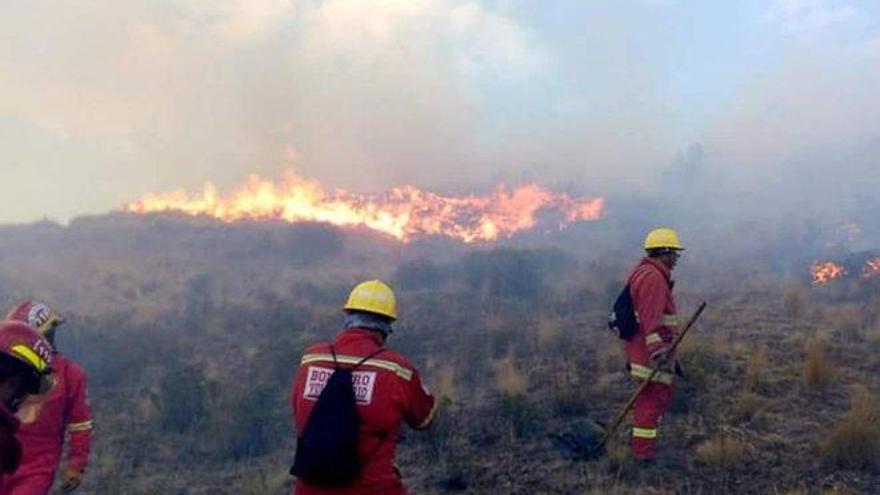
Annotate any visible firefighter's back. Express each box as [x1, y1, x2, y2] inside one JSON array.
[[291, 327, 435, 495]]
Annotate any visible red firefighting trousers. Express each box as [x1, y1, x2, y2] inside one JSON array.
[[631, 380, 674, 460], [0, 475, 52, 495]]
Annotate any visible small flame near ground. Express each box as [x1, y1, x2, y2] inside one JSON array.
[[812, 261, 846, 284], [863, 258, 880, 278], [811, 257, 880, 285], [122, 170, 604, 243]]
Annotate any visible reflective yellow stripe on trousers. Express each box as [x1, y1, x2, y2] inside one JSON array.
[[630, 363, 674, 385], [67, 420, 94, 433], [662, 314, 679, 326], [632, 427, 657, 439]]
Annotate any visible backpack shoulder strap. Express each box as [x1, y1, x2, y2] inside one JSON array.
[[353, 348, 386, 371], [329, 345, 340, 369]]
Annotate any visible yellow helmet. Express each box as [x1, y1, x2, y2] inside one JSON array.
[[343, 280, 398, 320], [644, 227, 684, 251]]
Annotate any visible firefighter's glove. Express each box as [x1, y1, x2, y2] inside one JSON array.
[[674, 360, 686, 379], [651, 350, 674, 371], [61, 467, 83, 493]]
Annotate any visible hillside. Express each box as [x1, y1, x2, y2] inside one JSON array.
[[0, 213, 878, 494]]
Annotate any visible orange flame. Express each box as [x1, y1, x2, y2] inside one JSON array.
[[862, 257, 880, 279], [811, 261, 846, 285], [122, 170, 604, 243]]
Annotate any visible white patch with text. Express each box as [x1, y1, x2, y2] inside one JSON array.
[[303, 366, 377, 405]]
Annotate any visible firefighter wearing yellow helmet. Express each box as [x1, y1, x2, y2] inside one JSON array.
[[643, 227, 684, 252], [1, 302, 92, 494], [623, 228, 684, 461], [343, 280, 398, 321], [290, 280, 436, 494]]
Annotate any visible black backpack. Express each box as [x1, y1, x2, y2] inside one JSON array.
[[290, 346, 384, 486], [608, 284, 639, 340]]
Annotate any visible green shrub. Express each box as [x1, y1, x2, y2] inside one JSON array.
[[158, 365, 207, 433], [219, 384, 290, 460], [497, 394, 545, 439]]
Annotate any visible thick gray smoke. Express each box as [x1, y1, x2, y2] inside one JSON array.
[[1, 1, 878, 233]]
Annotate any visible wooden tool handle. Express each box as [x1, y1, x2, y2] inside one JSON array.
[[598, 301, 708, 447]]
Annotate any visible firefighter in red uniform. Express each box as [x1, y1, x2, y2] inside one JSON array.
[[291, 280, 437, 495], [0, 322, 54, 485], [0, 302, 92, 495], [624, 228, 684, 461]]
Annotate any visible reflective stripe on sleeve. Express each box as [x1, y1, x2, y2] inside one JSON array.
[[417, 399, 439, 430], [632, 427, 657, 439], [67, 420, 93, 433], [662, 314, 679, 326], [629, 363, 674, 385], [301, 354, 413, 381], [645, 333, 662, 345]]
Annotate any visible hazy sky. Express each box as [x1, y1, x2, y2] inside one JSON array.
[[2, 0, 879, 223]]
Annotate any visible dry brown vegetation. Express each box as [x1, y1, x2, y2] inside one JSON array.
[[803, 336, 836, 392], [695, 433, 748, 468], [731, 391, 769, 422], [821, 385, 880, 472], [1, 217, 879, 493], [743, 344, 769, 391], [783, 285, 806, 320], [493, 350, 528, 397], [435, 364, 458, 403]]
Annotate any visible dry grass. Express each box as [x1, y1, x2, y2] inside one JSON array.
[[784, 488, 859, 495], [435, 364, 458, 403], [537, 315, 578, 358], [782, 329, 809, 352], [744, 344, 769, 391], [824, 487, 858, 495], [597, 341, 624, 374], [232, 468, 287, 495], [493, 350, 527, 396], [731, 391, 770, 422], [590, 373, 619, 399], [695, 433, 747, 468], [482, 311, 506, 333], [782, 285, 806, 320], [550, 372, 590, 416], [136, 394, 160, 422], [829, 304, 865, 341], [536, 317, 561, 352], [803, 337, 835, 392], [676, 332, 729, 393], [679, 332, 730, 365], [821, 385, 880, 472], [676, 332, 699, 356]]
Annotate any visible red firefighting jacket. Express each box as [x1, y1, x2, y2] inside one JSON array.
[[624, 257, 679, 385], [291, 328, 436, 495], [0, 404, 21, 482], [5, 354, 92, 485]]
